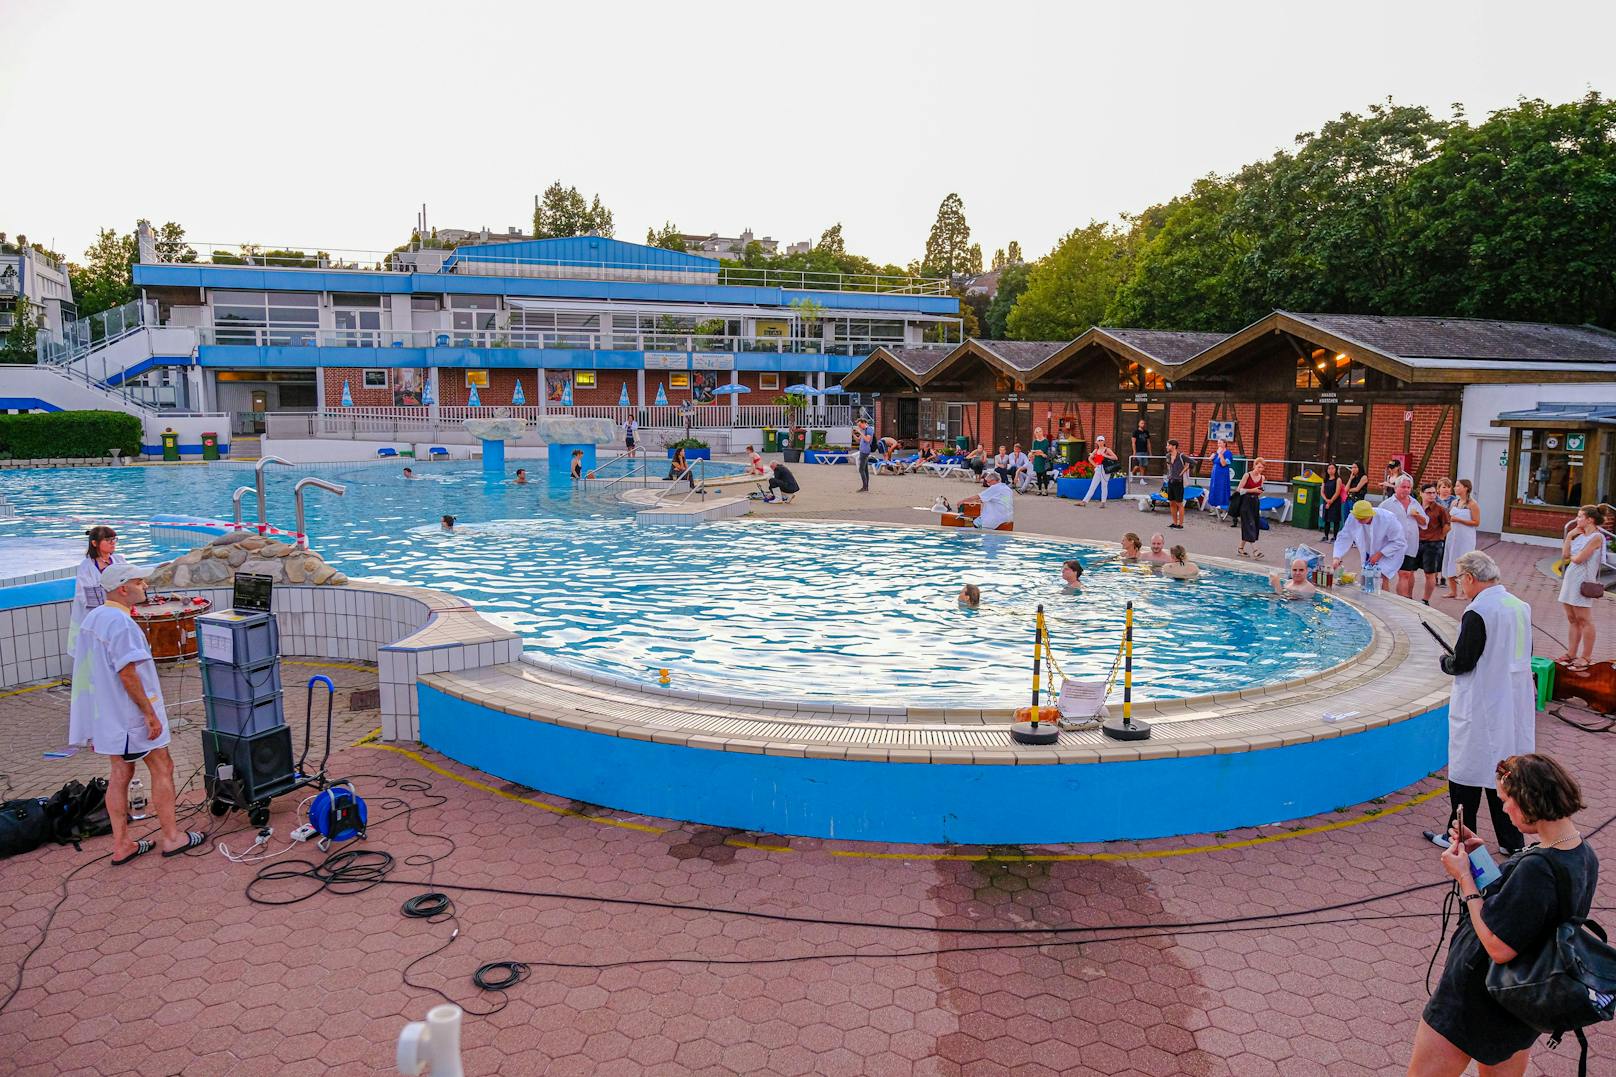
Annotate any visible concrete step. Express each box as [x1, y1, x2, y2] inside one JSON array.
[[230, 435, 262, 460]]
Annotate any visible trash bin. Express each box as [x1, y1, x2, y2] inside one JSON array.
[[762, 428, 780, 453], [788, 429, 806, 451], [810, 430, 828, 451], [200, 432, 220, 461], [1290, 475, 1323, 531], [954, 435, 970, 454], [160, 429, 179, 462], [1062, 439, 1085, 467], [1230, 455, 1250, 483]]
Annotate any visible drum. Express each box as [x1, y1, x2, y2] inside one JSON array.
[[132, 594, 212, 662]]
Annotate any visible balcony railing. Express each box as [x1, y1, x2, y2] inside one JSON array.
[[193, 326, 920, 357], [154, 242, 950, 295], [265, 405, 857, 444]]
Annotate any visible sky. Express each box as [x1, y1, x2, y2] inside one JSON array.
[[4, 0, 1613, 270]]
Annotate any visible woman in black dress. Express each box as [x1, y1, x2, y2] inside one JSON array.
[[1235, 457, 1266, 558], [1410, 753, 1598, 1075], [1319, 463, 1344, 541]]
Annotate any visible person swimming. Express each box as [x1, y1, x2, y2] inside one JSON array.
[[513, 468, 528, 484], [570, 450, 584, 480], [403, 467, 420, 480], [958, 583, 981, 608], [1061, 559, 1084, 590], [441, 514, 457, 531]]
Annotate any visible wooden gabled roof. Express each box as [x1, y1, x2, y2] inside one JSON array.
[[1027, 327, 1227, 381], [918, 338, 1067, 385], [839, 344, 959, 391]]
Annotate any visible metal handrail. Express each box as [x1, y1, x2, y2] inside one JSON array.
[[254, 455, 292, 526], [231, 486, 255, 529], [292, 477, 346, 548]]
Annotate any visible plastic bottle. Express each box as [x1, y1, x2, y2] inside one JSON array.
[[1360, 568, 1378, 595], [128, 777, 149, 821]]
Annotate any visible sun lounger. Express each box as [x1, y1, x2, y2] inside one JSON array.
[[1140, 486, 1206, 511]]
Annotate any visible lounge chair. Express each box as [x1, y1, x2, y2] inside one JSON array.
[[1142, 485, 1206, 511], [376, 447, 399, 458], [428, 446, 449, 460]]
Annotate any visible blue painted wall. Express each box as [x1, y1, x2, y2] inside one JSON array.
[[196, 345, 864, 374], [0, 398, 64, 412], [418, 684, 1449, 846], [0, 578, 73, 611]]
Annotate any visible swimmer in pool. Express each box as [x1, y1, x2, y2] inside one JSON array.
[[1119, 532, 1143, 562], [513, 468, 528, 484], [403, 467, 420, 479], [1061, 559, 1084, 591], [958, 583, 981, 608], [1270, 558, 1317, 599], [441, 515, 456, 531], [570, 450, 584, 480]]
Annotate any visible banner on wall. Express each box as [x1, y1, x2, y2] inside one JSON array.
[[1208, 420, 1235, 443], [669, 372, 689, 389], [691, 370, 718, 403], [692, 352, 734, 370], [654, 383, 668, 406], [391, 368, 423, 407], [546, 372, 573, 406], [618, 383, 630, 407], [644, 352, 687, 370], [754, 319, 788, 338]]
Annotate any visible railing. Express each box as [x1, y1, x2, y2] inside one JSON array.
[[192, 325, 919, 356], [39, 299, 156, 364], [263, 406, 857, 443], [157, 243, 949, 295]]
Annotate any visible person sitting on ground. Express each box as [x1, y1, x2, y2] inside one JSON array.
[[1061, 559, 1084, 590], [512, 468, 527, 484], [958, 583, 981, 608], [1330, 499, 1407, 593], [68, 563, 207, 864], [1161, 545, 1200, 580], [570, 449, 585, 480], [1270, 558, 1317, 599], [765, 462, 799, 503], [943, 469, 1015, 530], [666, 447, 695, 488], [402, 467, 420, 479], [1142, 532, 1173, 564], [441, 515, 456, 531], [745, 445, 765, 475], [1119, 532, 1143, 562]]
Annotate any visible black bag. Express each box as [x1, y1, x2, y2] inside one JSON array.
[[1486, 850, 1616, 1076], [0, 797, 51, 859], [44, 778, 111, 850]]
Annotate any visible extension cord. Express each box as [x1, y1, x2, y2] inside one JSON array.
[[290, 824, 318, 842]]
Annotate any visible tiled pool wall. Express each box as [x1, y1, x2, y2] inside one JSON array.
[[0, 578, 518, 741]]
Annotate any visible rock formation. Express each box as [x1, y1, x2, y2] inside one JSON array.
[[144, 531, 348, 589]]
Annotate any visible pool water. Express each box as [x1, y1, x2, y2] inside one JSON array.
[[2, 462, 1372, 706]]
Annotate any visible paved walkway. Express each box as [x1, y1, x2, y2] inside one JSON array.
[[0, 488, 1611, 1075]]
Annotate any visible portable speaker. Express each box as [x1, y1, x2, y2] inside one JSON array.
[[202, 726, 295, 802]]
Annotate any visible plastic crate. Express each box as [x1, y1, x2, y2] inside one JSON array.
[[201, 658, 281, 704], [205, 691, 285, 737], [196, 612, 280, 667]]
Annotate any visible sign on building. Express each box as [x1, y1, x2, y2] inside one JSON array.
[[692, 352, 735, 370], [645, 352, 687, 370], [1208, 420, 1236, 442]]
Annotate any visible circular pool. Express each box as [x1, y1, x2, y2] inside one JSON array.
[[2, 462, 1370, 707]]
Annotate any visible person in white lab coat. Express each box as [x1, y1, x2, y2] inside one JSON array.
[[1437, 550, 1531, 852], [1329, 500, 1407, 592]]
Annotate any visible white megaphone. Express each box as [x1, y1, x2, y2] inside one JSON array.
[[397, 1003, 464, 1077]]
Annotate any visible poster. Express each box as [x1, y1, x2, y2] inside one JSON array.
[[1207, 420, 1235, 443], [669, 372, 689, 389], [755, 319, 788, 338], [691, 370, 718, 403], [574, 370, 597, 388], [391, 368, 423, 407], [464, 370, 490, 388], [759, 372, 779, 390], [546, 372, 573, 405]]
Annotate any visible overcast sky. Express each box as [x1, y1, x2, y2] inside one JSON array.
[[5, 1, 1612, 269]]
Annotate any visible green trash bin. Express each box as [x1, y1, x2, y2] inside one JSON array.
[[1062, 439, 1085, 467], [954, 435, 970, 454], [762, 428, 780, 453], [160, 429, 179, 462], [200, 432, 220, 461], [1290, 475, 1323, 531], [1531, 656, 1555, 712]]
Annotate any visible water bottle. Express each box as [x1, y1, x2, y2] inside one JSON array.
[[127, 777, 149, 821], [1360, 568, 1378, 595]]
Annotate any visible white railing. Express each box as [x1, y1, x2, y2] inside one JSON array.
[[263, 406, 858, 443], [192, 325, 916, 357]]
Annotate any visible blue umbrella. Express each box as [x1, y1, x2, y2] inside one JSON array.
[[618, 382, 630, 407], [822, 384, 845, 393], [467, 383, 482, 408], [340, 379, 353, 407], [512, 378, 526, 406], [422, 375, 435, 406], [783, 383, 818, 394], [710, 383, 750, 395], [653, 383, 668, 406]]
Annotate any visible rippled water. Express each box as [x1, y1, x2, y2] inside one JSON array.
[[2, 462, 1371, 705]]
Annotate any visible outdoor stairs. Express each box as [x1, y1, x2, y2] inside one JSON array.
[[230, 435, 262, 461]]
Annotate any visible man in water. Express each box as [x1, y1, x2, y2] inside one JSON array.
[[1330, 499, 1407, 593], [1141, 532, 1173, 564], [1061, 560, 1084, 590], [766, 462, 799, 503], [441, 515, 456, 531], [943, 469, 1014, 530], [958, 583, 981, 608], [402, 467, 420, 479], [513, 468, 528, 484], [1271, 558, 1317, 599]]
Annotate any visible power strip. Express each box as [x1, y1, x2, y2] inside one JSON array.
[[289, 824, 318, 842]]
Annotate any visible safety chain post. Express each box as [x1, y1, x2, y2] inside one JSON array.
[[1011, 603, 1059, 745], [1103, 600, 1152, 741]]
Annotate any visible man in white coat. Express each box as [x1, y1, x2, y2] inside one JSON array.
[[1436, 550, 1531, 853], [1329, 499, 1407, 592]]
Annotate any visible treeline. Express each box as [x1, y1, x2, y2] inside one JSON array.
[[999, 92, 1616, 339]]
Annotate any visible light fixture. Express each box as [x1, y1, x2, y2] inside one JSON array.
[[1336, 352, 1348, 361], [1316, 361, 1326, 370]]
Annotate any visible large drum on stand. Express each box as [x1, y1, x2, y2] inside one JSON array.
[[131, 594, 212, 662]]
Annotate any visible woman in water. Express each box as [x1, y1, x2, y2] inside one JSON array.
[[570, 449, 585, 480], [1235, 457, 1267, 558], [1160, 545, 1200, 580], [440, 515, 457, 531], [1442, 479, 1480, 599], [69, 525, 126, 648], [1206, 439, 1233, 521]]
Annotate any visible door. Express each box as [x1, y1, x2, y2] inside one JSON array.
[[1331, 405, 1367, 472], [896, 398, 920, 442], [1473, 436, 1508, 533], [1117, 403, 1167, 467], [994, 401, 1032, 449], [249, 390, 268, 434], [1289, 403, 1366, 470]]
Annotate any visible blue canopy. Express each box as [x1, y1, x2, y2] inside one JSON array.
[[710, 384, 750, 395], [783, 383, 818, 394]]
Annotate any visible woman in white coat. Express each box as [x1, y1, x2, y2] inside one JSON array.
[[1438, 550, 1532, 853], [68, 525, 125, 649]]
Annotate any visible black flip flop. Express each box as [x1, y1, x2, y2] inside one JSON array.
[[112, 839, 154, 866], [162, 831, 206, 857]]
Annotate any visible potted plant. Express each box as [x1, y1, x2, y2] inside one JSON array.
[[667, 436, 711, 461]]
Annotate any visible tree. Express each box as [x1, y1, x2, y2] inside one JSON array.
[[965, 243, 984, 275], [532, 182, 615, 238], [817, 223, 846, 255], [991, 248, 1006, 270], [1106, 177, 1252, 330], [69, 228, 138, 320], [1006, 240, 1023, 265], [646, 222, 686, 251], [921, 192, 973, 278], [926, 290, 981, 342], [1006, 221, 1133, 340], [152, 220, 197, 263], [1, 295, 39, 364], [984, 262, 1031, 339]]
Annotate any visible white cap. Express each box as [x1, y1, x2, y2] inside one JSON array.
[[100, 563, 154, 591], [1095, 435, 1105, 442]]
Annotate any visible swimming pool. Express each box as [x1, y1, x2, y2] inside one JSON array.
[[1, 462, 1371, 706]]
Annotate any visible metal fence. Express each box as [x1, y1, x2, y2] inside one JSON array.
[[192, 325, 915, 357], [264, 406, 857, 444]]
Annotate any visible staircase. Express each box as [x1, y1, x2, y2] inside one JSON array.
[[229, 435, 263, 461]]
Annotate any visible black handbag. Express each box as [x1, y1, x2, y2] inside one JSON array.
[[1486, 850, 1616, 1076]]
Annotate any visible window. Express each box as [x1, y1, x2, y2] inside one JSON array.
[[574, 371, 597, 388], [362, 369, 387, 388], [1299, 349, 1368, 390], [759, 372, 779, 391], [1118, 361, 1166, 391], [333, 294, 385, 346], [209, 290, 318, 345], [1513, 429, 1592, 508], [450, 296, 498, 343], [411, 296, 442, 311], [508, 309, 600, 347]]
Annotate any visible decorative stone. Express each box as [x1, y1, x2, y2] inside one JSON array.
[[237, 558, 280, 578], [266, 544, 293, 557], [240, 537, 266, 551], [309, 564, 337, 585], [210, 531, 253, 546], [191, 558, 232, 585], [285, 557, 306, 584], [208, 545, 230, 558], [172, 564, 191, 587], [148, 536, 347, 590], [536, 416, 615, 445], [464, 417, 528, 442], [226, 546, 248, 567], [330, 572, 348, 585]]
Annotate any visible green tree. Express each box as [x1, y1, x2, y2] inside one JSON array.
[[153, 221, 197, 262], [532, 182, 615, 238], [965, 243, 983, 275], [69, 228, 138, 319], [817, 223, 846, 255], [991, 248, 1006, 270], [1006, 222, 1133, 339], [1006, 240, 1023, 265], [921, 192, 973, 277], [646, 222, 686, 250], [1106, 178, 1252, 330], [925, 290, 980, 342], [1394, 92, 1616, 326], [984, 262, 1031, 339], [2, 296, 39, 364]]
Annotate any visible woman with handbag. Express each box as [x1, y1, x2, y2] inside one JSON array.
[[1410, 753, 1599, 1076], [1558, 505, 1605, 671]]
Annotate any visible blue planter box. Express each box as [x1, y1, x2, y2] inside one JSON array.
[[1056, 475, 1126, 500], [667, 448, 711, 461], [802, 449, 849, 464]]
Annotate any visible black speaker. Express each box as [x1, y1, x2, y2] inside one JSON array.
[[203, 726, 296, 803]]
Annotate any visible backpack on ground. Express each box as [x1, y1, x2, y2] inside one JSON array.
[[44, 778, 111, 850], [0, 797, 51, 859]]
